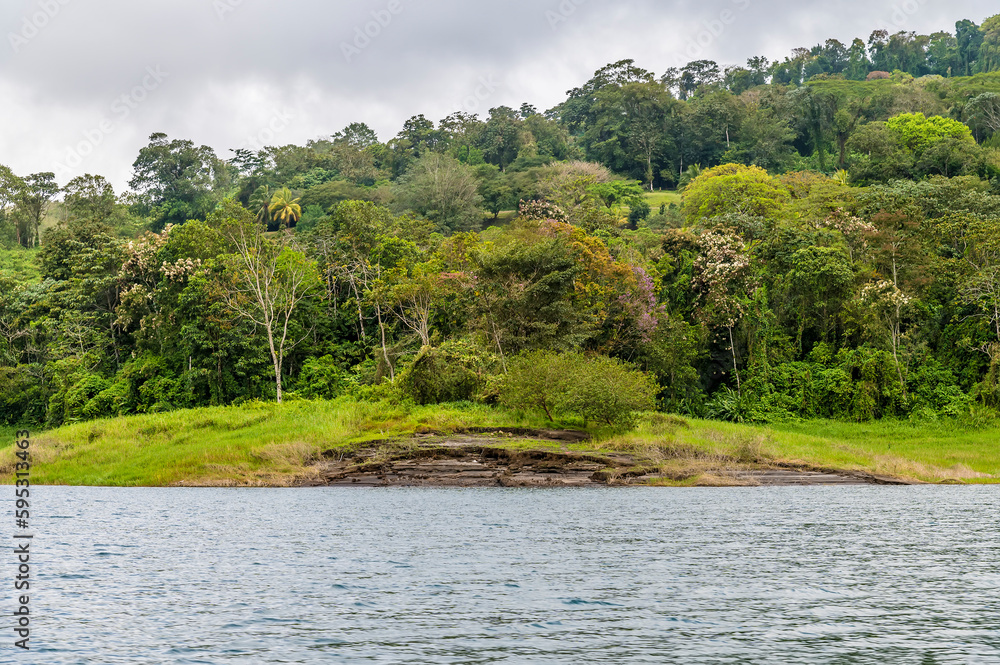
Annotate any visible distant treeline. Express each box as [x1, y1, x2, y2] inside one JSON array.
[[3, 14, 1000, 428]]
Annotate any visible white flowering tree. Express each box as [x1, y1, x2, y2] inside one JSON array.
[[694, 230, 754, 393], [859, 280, 915, 393]]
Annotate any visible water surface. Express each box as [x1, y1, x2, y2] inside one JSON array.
[[12, 486, 1000, 663]]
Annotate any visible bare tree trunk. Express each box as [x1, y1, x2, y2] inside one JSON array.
[[729, 325, 741, 394], [376, 303, 394, 382]]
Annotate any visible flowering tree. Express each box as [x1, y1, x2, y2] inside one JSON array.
[[860, 280, 915, 392], [694, 230, 754, 392]]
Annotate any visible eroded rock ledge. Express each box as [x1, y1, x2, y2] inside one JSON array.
[[299, 428, 911, 488]]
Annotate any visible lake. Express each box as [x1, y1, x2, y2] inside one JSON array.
[[12, 486, 1000, 663]]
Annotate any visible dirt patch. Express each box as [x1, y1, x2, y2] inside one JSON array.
[[301, 431, 912, 488]]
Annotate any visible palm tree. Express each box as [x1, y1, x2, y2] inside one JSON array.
[[678, 164, 703, 191], [249, 185, 273, 227], [269, 187, 302, 228]]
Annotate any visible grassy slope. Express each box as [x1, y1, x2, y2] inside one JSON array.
[[2, 400, 999, 487], [0, 247, 41, 283], [643, 191, 682, 208], [1, 400, 554, 487]]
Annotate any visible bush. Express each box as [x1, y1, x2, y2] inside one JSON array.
[[499, 351, 658, 427], [400, 341, 495, 405], [0, 367, 45, 425], [297, 355, 349, 400], [628, 200, 651, 228]]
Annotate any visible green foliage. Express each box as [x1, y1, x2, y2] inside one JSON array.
[[296, 355, 349, 400], [11, 21, 1000, 435], [886, 112, 976, 152], [500, 350, 658, 427], [394, 153, 484, 233], [682, 164, 789, 225], [400, 341, 495, 405]]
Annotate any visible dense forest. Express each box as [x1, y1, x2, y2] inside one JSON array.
[[4, 14, 1000, 427]]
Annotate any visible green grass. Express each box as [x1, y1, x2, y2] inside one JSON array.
[[3, 402, 998, 486], [0, 247, 41, 284], [0, 426, 20, 445], [602, 417, 1000, 484], [643, 191, 682, 209], [0, 399, 555, 487], [766, 419, 1000, 482]]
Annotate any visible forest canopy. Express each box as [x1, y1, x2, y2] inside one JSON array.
[[4, 13, 1000, 428]]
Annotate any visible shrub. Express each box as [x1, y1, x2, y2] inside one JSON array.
[[400, 342, 494, 405], [297, 355, 348, 400], [499, 350, 658, 427]]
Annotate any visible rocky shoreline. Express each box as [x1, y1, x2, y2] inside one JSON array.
[[299, 428, 912, 488]]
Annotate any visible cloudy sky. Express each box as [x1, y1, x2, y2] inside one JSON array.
[[0, 0, 994, 190]]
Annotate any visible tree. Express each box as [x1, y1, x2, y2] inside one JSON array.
[[129, 133, 227, 229], [394, 152, 483, 233], [475, 164, 515, 219], [886, 113, 975, 153], [978, 14, 1000, 73], [269, 187, 302, 228], [601, 81, 674, 190], [966, 93, 1000, 139], [307, 201, 422, 382], [219, 205, 319, 403], [389, 261, 446, 347], [859, 280, 915, 393], [724, 105, 797, 171], [0, 166, 25, 247], [17, 172, 59, 247], [63, 175, 116, 225], [478, 107, 524, 172], [499, 350, 658, 426], [956, 19, 984, 75], [682, 163, 789, 226]]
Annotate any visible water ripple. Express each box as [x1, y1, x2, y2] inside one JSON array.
[[7, 486, 1000, 663]]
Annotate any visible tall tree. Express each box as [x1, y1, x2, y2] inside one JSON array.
[[129, 133, 228, 229], [220, 206, 318, 403], [18, 172, 59, 247], [0, 166, 25, 247], [978, 14, 1000, 73], [956, 19, 984, 76], [394, 153, 483, 233], [63, 174, 116, 225]]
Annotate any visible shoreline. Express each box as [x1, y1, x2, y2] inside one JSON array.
[[13, 402, 998, 488], [294, 428, 915, 489]]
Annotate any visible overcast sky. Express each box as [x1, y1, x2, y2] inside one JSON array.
[[0, 0, 994, 190]]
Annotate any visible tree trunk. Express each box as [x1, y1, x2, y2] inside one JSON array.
[[267, 326, 283, 403], [376, 303, 394, 382]]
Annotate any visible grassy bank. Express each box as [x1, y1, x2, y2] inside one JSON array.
[[2, 400, 998, 486], [643, 190, 681, 208]]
